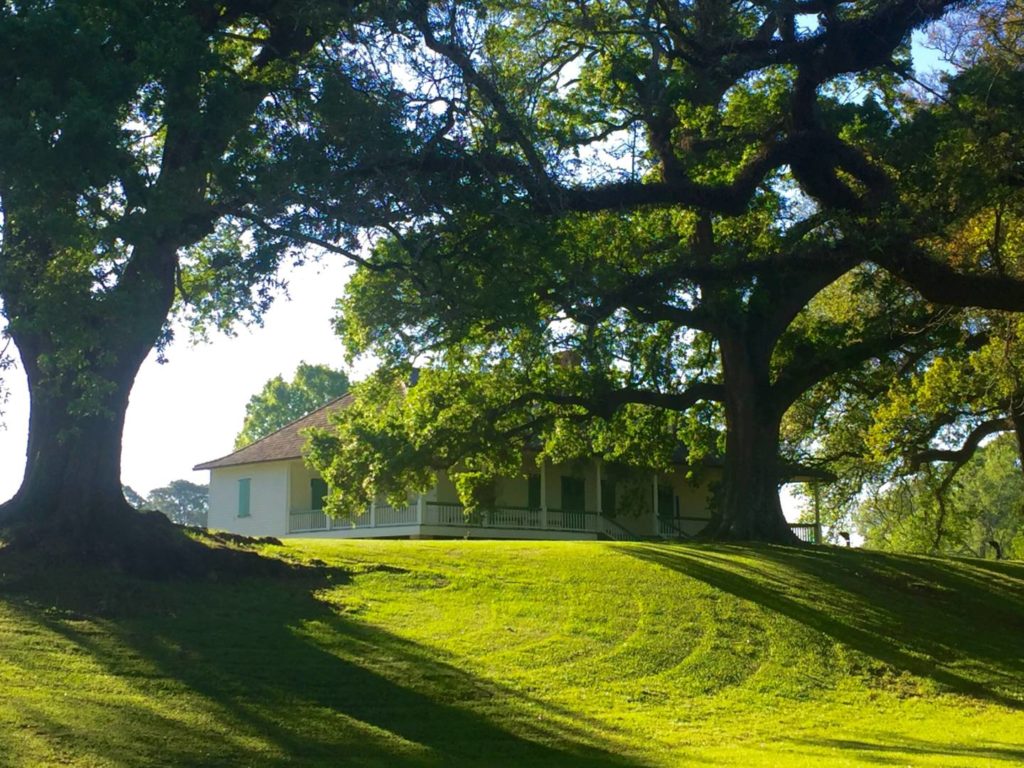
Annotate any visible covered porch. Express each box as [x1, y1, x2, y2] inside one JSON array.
[[288, 500, 653, 541], [286, 457, 715, 541]]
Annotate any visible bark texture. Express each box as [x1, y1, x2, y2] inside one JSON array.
[[700, 332, 800, 543]]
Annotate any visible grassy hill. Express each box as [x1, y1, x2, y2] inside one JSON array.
[[0, 539, 1021, 767]]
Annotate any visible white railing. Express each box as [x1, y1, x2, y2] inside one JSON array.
[[487, 506, 543, 529], [290, 502, 827, 543], [288, 506, 372, 533], [289, 509, 330, 533], [424, 502, 468, 526], [374, 503, 417, 527], [790, 523, 820, 544], [426, 503, 601, 532]]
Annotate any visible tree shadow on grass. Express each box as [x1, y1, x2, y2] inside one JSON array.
[[619, 543, 1024, 709], [786, 735, 1024, 765], [0, 564, 649, 768]]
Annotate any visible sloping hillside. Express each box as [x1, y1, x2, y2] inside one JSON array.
[[0, 539, 1021, 767]]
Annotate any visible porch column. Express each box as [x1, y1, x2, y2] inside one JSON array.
[[540, 460, 548, 529], [369, 498, 376, 528], [595, 460, 602, 516], [417, 493, 425, 524]]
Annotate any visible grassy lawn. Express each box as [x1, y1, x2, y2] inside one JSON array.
[[0, 539, 1022, 767]]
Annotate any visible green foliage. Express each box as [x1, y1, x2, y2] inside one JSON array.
[[317, 0, 1024, 538], [305, 355, 690, 519], [787, 38, 1024, 539], [235, 363, 349, 448], [857, 434, 1024, 557], [143, 479, 209, 527], [0, 1, 424, 491], [121, 484, 147, 509], [122, 480, 208, 526]]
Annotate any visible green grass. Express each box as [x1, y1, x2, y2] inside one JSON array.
[[0, 540, 1022, 767]]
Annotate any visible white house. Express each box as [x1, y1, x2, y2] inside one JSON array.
[[195, 395, 821, 542]]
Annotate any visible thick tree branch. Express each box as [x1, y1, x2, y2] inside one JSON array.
[[878, 246, 1024, 311], [910, 417, 1015, 470], [511, 381, 725, 417], [772, 324, 934, 410]]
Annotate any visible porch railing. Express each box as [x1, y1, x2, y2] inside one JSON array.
[[375, 503, 417, 527], [289, 502, 821, 543], [789, 523, 821, 544], [426, 502, 593, 531], [288, 506, 371, 533]]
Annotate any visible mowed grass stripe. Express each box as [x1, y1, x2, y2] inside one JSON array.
[[0, 538, 1021, 766]]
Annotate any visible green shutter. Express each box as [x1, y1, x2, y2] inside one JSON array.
[[311, 478, 328, 510], [528, 474, 541, 510], [238, 478, 251, 517]]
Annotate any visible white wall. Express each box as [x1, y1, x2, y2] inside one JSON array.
[[207, 461, 290, 537]]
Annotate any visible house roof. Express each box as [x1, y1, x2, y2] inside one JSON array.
[[192, 393, 353, 471]]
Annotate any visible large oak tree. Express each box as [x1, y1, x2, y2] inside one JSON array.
[[312, 0, 1024, 542], [0, 0, 428, 562]]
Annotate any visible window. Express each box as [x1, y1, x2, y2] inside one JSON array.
[[311, 478, 328, 510], [561, 476, 585, 512], [237, 478, 251, 517], [527, 474, 541, 510]]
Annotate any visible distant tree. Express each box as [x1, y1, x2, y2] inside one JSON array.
[[121, 485, 147, 510], [144, 480, 208, 527], [235, 363, 349, 449], [856, 434, 1024, 557]]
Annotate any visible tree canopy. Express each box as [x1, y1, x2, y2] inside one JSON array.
[[309, 0, 1024, 542], [235, 362, 350, 448], [856, 434, 1024, 557], [144, 479, 209, 527], [4, 0, 1024, 559], [0, 0, 440, 564]]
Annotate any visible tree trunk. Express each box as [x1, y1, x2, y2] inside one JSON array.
[[1011, 406, 1024, 476], [701, 334, 799, 543], [0, 237, 218, 573], [0, 332, 201, 571], [4, 339, 133, 523]]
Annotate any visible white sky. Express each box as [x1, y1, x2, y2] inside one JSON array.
[[0, 257, 362, 500]]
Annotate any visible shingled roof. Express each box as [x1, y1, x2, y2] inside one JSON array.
[[193, 393, 353, 471]]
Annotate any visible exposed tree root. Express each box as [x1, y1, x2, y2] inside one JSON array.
[[0, 500, 293, 580]]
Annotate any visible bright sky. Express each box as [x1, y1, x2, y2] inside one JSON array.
[[0, 257, 361, 500]]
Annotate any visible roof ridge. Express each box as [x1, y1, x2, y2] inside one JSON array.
[[192, 390, 353, 471]]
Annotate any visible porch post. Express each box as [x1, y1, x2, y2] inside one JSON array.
[[594, 459, 602, 533], [417, 493, 425, 524], [540, 460, 548, 530], [370, 498, 376, 528]]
